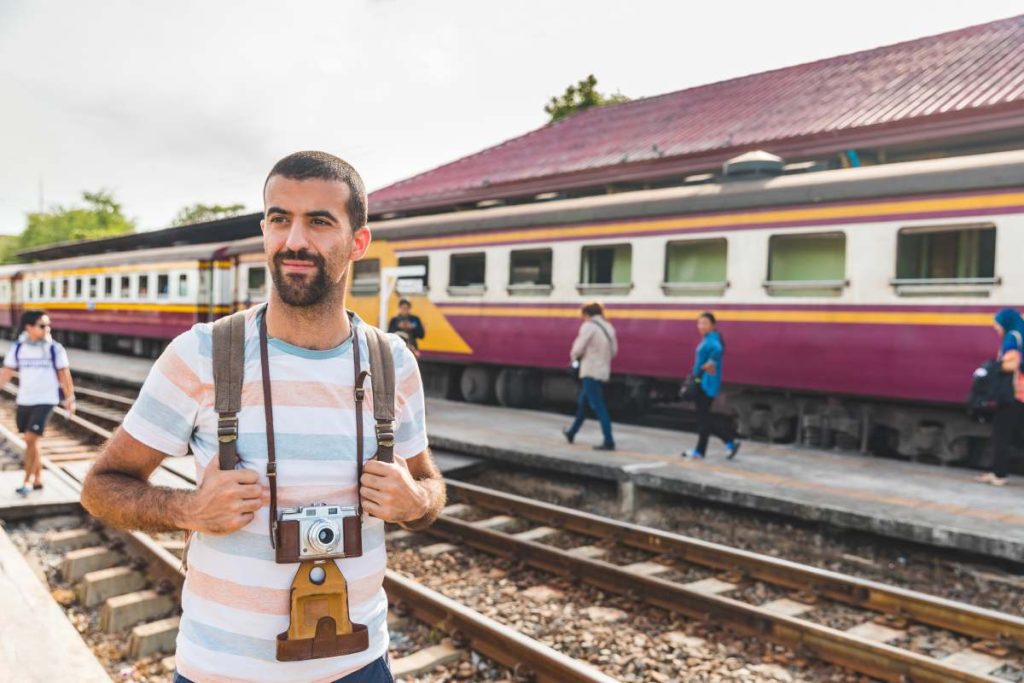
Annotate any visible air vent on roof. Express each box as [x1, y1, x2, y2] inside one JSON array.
[[722, 150, 784, 179]]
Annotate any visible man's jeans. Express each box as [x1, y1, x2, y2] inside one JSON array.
[[567, 377, 614, 446], [174, 655, 394, 683]]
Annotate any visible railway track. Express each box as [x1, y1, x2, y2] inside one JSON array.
[[0, 403, 616, 682], [4, 385, 1022, 681]]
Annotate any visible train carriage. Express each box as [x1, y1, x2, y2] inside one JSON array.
[[7, 243, 234, 356], [356, 150, 1024, 466]]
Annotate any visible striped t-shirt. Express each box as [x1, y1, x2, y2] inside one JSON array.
[[122, 306, 428, 683]]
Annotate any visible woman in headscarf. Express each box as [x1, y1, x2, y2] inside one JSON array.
[[683, 312, 740, 459], [976, 308, 1024, 486]]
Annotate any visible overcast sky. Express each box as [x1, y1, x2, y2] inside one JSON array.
[[1, 1, 1020, 235]]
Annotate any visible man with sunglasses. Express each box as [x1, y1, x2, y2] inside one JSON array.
[[0, 310, 76, 496]]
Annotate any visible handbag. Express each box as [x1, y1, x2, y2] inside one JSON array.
[[679, 373, 702, 401]]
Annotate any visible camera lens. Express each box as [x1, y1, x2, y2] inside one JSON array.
[[307, 519, 341, 554]]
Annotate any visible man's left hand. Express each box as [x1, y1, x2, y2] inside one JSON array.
[[360, 455, 429, 523]]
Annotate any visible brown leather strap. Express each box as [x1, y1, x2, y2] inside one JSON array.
[[353, 325, 367, 517], [258, 307, 368, 548], [212, 311, 246, 470], [258, 309, 278, 548], [363, 325, 396, 463]]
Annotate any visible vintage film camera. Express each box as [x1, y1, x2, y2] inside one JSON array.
[[275, 503, 362, 564]]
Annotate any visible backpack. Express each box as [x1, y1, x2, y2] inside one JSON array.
[[967, 328, 1021, 422], [180, 309, 397, 571], [13, 341, 66, 401]]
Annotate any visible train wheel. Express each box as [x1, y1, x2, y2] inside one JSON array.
[[495, 369, 540, 408], [460, 366, 495, 404]]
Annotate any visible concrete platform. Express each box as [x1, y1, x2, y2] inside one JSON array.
[[0, 469, 82, 521], [5, 342, 1015, 561], [0, 526, 111, 682], [427, 399, 1024, 563]]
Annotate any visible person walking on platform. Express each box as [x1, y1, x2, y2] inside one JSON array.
[[388, 298, 425, 350], [81, 151, 446, 683], [976, 308, 1024, 486], [683, 312, 740, 460], [0, 310, 76, 496], [563, 301, 618, 451]]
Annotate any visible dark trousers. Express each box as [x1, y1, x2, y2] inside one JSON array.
[[568, 377, 614, 446], [992, 400, 1024, 478], [174, 655, 393, 683], [695, 388, 734, 455]]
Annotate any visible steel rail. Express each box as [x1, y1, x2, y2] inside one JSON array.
[[430, 514, 1001, 683], [448, 479, 1024, 647], [385, 572, 618, 683]]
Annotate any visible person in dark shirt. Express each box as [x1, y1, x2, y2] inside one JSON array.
[[388, 299, 425, 349]]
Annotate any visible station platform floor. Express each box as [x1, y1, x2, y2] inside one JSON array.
[[1, 340, 1018, 562], [0, 525, 111, 682]]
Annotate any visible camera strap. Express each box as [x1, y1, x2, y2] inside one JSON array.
[[212, 305, 397, 551]]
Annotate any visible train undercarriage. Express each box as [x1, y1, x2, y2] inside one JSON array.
[[419, 360, 1010, 471]]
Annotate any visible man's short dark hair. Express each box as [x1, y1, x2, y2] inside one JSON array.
[[398, 298, 412, 308], [20, 309, 46, 330], [264, 151, 367, 230], [581, 301, 604, 317]]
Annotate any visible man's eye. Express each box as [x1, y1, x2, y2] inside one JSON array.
[[270, 215, 287, 223]]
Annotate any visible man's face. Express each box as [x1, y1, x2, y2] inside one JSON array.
[[399, 303, 411, 316], [261, 176, 370, 307], [27, 315, 50, 341]]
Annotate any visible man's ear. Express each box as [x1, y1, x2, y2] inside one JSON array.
[[351, 226, 372, 260]]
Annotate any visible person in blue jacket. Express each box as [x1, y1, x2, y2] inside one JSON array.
[[684, 312, 740, 459]]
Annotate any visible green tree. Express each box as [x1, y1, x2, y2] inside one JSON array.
[[0, 235, 19, 264], [18, 190, 135, 252], [544, 74, 629, 123], [171, 202, 247, 226]]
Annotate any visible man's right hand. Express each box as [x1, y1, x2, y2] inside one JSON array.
[[184, 456, 266, 535]]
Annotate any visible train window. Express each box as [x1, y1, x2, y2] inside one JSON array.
[[75, 278, 83, 297], [765, 232, 847, 297], [448, 253, 486, 295], [119, 276, 131, 298], [49, 280, 56, 299], [578, 244, 632, 295], [104, 276, 114, 297], [246, 266, 267, 301], [893, 224, 996, 295], [62, 279, 70, 299], [157, 274, 169, 299], [138, 274, 150, 299], [177, 273, 189, 298], [397, 256, 429, 291], [38, 280, 45, 299], [663, 239, 728, 296], [509, 249, 553, 295], [351, 259, 379, 295], [88, 277, 98, 299]]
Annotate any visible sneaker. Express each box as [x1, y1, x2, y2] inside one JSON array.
[[683, 450, 704, 459], [32, 483, 43, 490], [593, 443, 615, 451], [725, 441, 741, 460], [562, 428, 575, 445], [15, 485, 31, 497]]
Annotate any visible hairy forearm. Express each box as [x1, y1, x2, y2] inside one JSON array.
[[82, 472, 193, 533], [400, 476, 446, 531]]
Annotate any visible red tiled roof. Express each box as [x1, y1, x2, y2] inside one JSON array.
[[370, 15, 1024, 215]]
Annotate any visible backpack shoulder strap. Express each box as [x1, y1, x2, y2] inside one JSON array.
[[212, 311, 247, 470], [49, 343, 57, 367], [13, 341, 21, 367], [362, 324, 396, 463]]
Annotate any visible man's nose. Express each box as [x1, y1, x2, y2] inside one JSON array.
[[283, 221, 310, 253]]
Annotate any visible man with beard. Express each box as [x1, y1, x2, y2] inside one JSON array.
[[82, 151, 445, 683]]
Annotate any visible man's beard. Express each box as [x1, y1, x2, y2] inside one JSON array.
[[270, 249, 334, 307]]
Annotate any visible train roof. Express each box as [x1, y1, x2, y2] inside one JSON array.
[[15, 241, 233, 274], [369, 150, 1024, 241], [369, 15, 1024, 217]]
